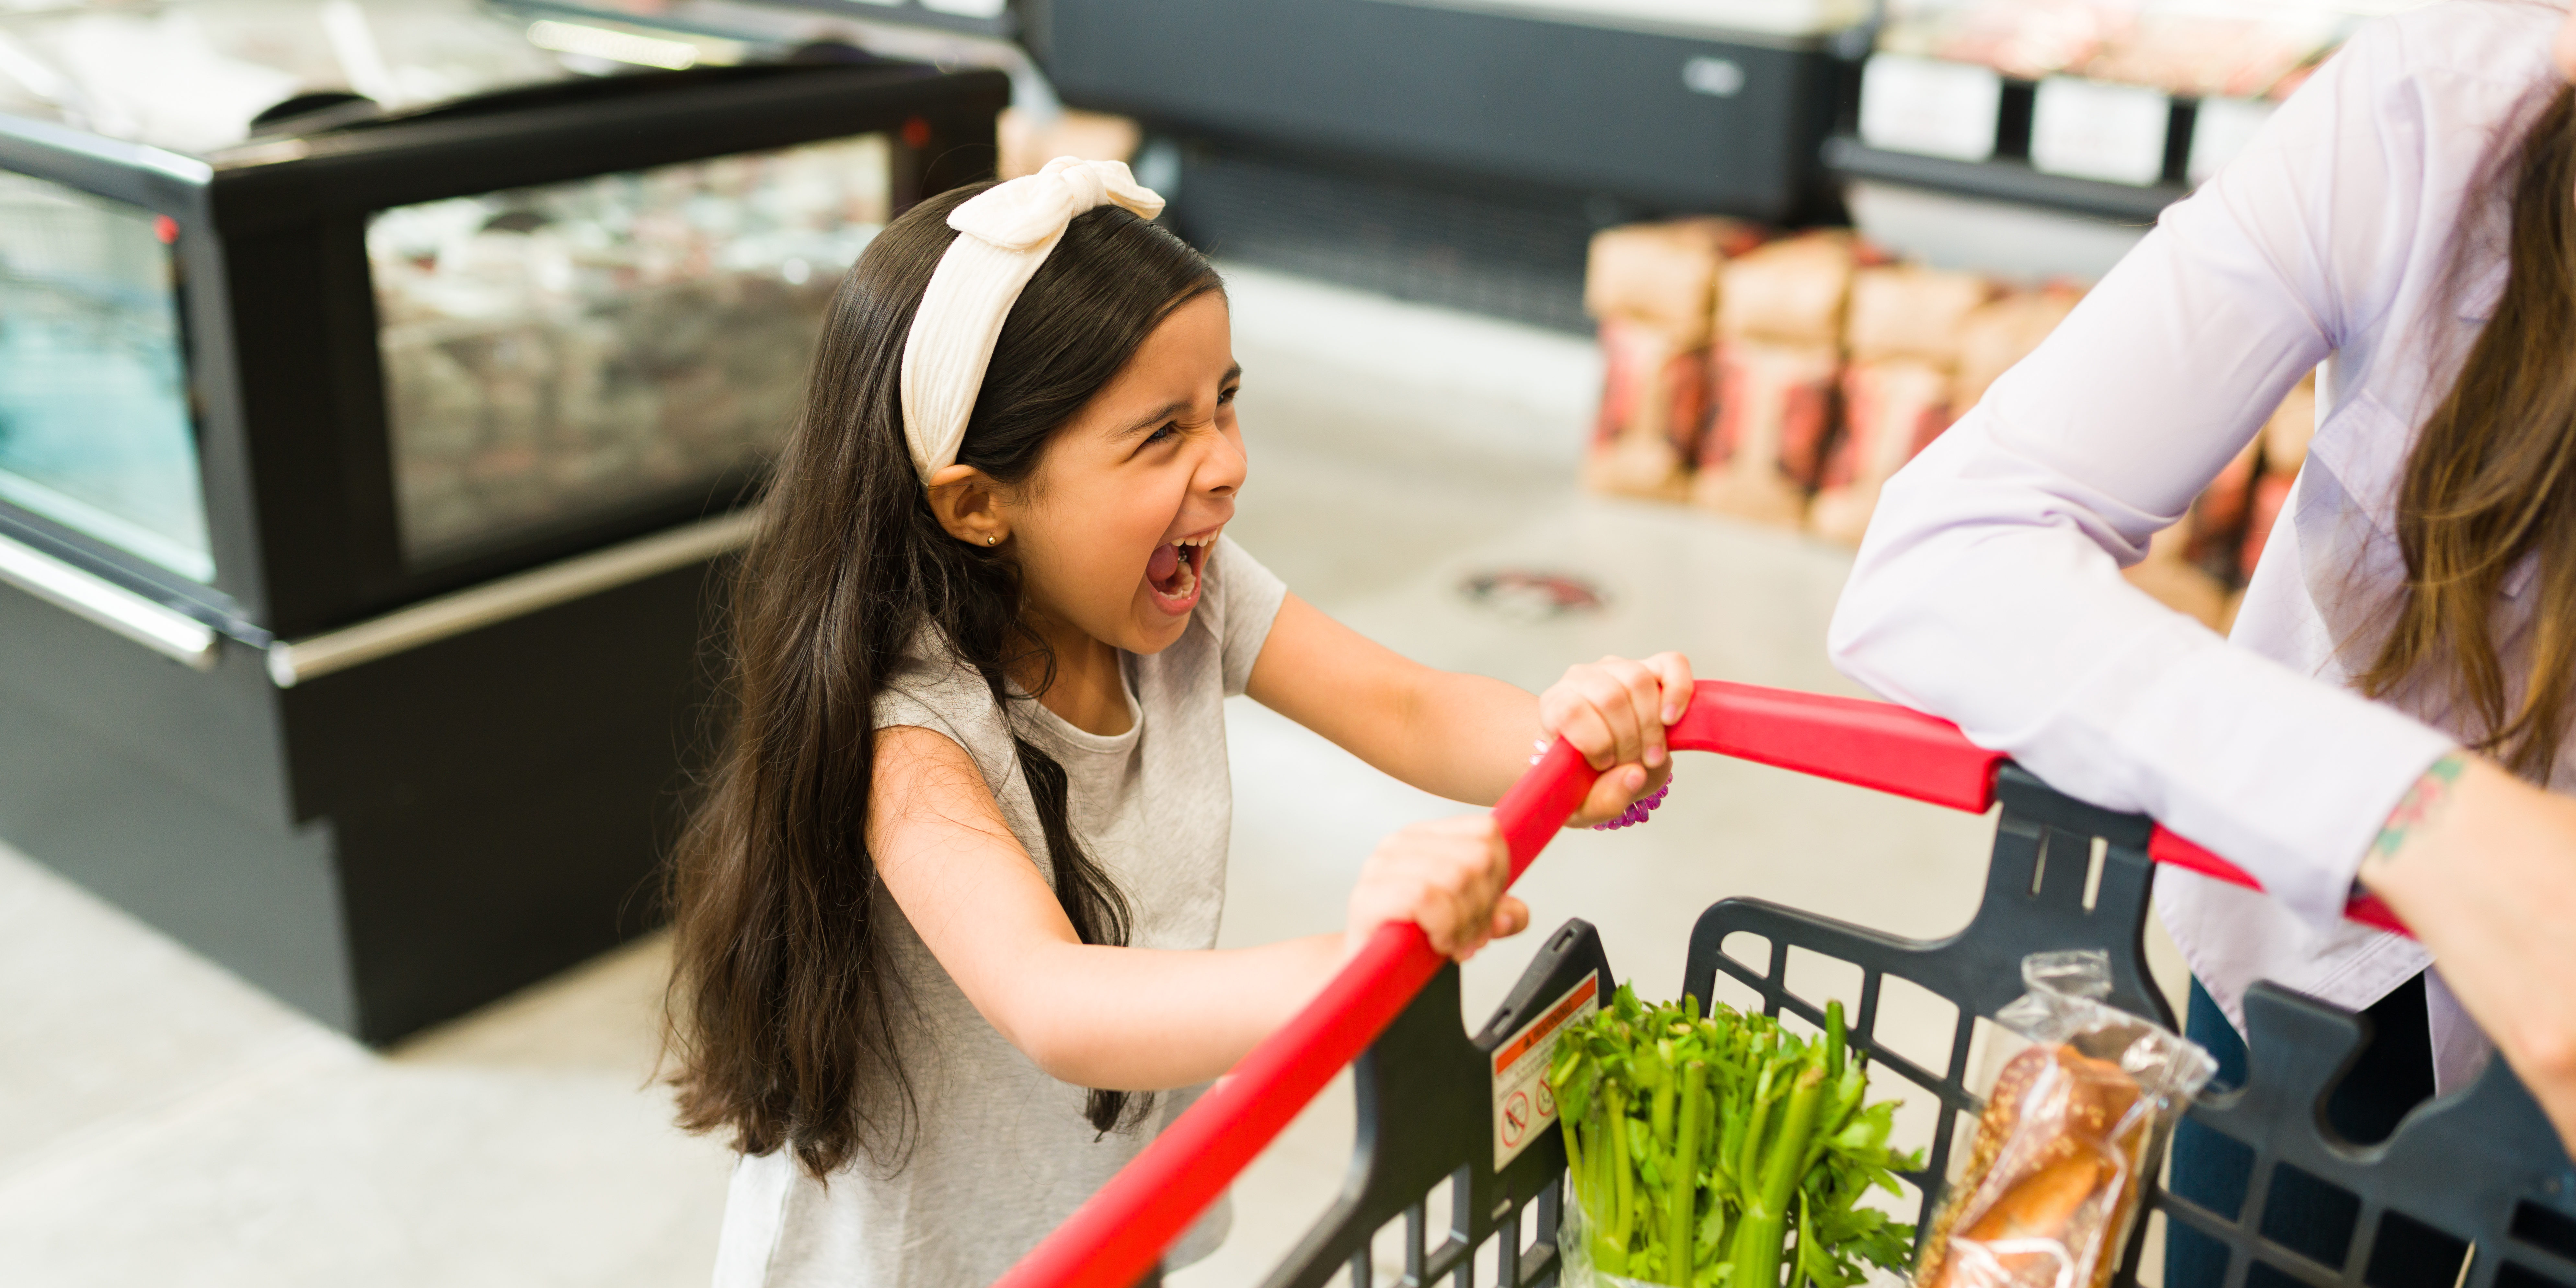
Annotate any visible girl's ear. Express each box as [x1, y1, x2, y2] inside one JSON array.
[[924, 464, 1012, 548]]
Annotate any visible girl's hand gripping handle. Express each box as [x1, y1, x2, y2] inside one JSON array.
[[992, 696, 1617, 1288]]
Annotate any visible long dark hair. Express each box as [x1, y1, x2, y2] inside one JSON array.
[[664, 183, 1224, 1179], [2362, 83, 2576, 780]]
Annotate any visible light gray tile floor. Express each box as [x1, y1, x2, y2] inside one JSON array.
[[0, 266, 2185, 1288]]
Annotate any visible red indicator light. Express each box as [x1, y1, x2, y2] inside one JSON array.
[[901, 116, 932, 149], [154, 215, 178, 244]]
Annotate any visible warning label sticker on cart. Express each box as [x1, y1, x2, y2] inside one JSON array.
[[1490, 971, 1599, 1170]]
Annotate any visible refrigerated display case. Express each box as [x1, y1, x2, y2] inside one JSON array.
[[1024, 0, 1869, 330], [0, 0, 1005, 1042]]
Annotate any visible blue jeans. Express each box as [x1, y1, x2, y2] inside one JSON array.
[[2166, 974, 2449, 1285]]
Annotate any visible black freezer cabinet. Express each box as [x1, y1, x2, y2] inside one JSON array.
[[0, 2, 1005, 1042], [1027, 0, 1866, 222]]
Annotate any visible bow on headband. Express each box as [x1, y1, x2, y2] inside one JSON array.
[[900, 156, 1167, 484]]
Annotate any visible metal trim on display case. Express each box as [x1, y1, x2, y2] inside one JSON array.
[[1356, 0, 1858, 48], [0, 530, 221, 669], [0, 109, 213, 202], [1823, 134, 2189, 224], [264, 509, 757, 687]]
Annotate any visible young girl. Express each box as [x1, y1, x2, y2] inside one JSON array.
[[665, 158, 1694, 1288]]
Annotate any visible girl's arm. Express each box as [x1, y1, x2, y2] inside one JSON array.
[[871, 725, 1525, 1092], [1244, 594, 1692, 824]]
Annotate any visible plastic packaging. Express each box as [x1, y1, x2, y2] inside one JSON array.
[[1558, 1189, 1656, 1288], [1917, 951, 2216, 1288]]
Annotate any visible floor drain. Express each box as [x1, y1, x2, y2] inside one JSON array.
[[1459, 570, 1606, 621]]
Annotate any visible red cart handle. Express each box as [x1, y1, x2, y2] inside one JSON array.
[[991, 681, 2408, 1288]]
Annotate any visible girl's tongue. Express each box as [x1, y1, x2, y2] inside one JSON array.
[[1147, 540, 1202, 605]]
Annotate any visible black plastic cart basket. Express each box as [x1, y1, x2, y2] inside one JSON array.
[[999, 682, 2576, 1288]]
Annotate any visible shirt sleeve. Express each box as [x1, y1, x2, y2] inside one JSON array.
[[871, 648, 1018, 792], [1209, 536, 1289, 698], [1826, 20, 2460, 930]]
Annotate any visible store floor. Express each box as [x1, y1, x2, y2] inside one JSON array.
[[0, 267, 2185, 1287]]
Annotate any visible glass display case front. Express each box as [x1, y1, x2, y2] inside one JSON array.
[[368, 132, 890, 566], [0, 170, 211, 581]]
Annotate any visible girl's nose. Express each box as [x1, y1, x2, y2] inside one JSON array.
[[1200, 431, 1247, 497]]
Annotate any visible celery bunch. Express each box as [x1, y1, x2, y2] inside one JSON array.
[[1546, 984, 1919, 1288]]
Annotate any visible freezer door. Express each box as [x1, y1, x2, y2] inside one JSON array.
[[0, 169, 213, 582]]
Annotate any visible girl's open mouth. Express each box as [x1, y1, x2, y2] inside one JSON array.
[[1146, 533, 1216, 611]]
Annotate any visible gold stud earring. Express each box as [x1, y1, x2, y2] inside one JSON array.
[[986, 535, 999, 546]]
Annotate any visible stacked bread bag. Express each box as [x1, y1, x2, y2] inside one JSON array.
[[1918, 951, 2215, 1288], [1583, 218, 1766, 500]]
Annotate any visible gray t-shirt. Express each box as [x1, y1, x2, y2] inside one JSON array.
[[712, 537, 1288, 1288]]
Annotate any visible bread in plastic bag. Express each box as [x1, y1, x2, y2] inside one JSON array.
[[1916, 951, 2216, 1288]]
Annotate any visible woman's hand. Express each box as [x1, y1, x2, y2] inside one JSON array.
[[2358, 753, 2576, 1156], [1538, 651, 1696, 827], [1347, 815, 1529, 962]]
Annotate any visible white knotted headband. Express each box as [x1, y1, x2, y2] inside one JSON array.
[[899, 156, 1167, 483]]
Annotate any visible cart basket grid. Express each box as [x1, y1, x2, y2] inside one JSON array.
[[997, 683, 2576, 1288]]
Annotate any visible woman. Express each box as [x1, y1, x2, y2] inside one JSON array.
[[1831, 0, 2576, 1276]]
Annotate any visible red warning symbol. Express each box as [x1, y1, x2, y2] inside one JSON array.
[[1535, 1083, 1557, 1120], [1501, 1090, 1533, 1148]]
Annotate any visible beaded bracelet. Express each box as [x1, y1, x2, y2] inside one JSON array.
[[1594, 783, 1669, 831], [1530, 740, 1672, 830]]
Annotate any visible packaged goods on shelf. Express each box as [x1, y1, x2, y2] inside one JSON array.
[[2122, 512, 2230, 630], [1812, 265, 1997, 545], [1582, 219, 1766, 500], [1696, 231, 1859, 525], [2240, 372, 2317, 580], [1878, 0, 2349, 100], [2189, 438, 2262, 577], [1574, 228, 2118, 549], [1878, 0, 2121, 81], [2164, 371, 2317, 631], [1588, 320, 1713, 501], [369, 133, 887, 561], [2084, 11, 2340, 100], [1814, 357, 1953, 546], [1951, 284, 2086, 415], [1713, 228, 1857, 348], [998, 107, 1141, 181], [1843, 263, 1997, 367], [1584, 217, 1766, 347], [1697, 339, 1843, 526]]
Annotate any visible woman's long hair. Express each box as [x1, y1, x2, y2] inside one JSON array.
[[663, 184, 1224, 1179], [2361, 84, 2576, 780]]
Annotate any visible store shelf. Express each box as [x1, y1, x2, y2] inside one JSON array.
[[1824, 135, 2187, 224]]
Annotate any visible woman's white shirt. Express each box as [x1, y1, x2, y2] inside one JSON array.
[[1829, 0, 2570, 1092]]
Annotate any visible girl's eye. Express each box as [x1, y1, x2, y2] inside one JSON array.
[[1144, 422, 1179, 446], [1218, 385, 1239, 406]]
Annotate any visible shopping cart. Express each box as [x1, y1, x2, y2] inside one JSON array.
[[998, 682, 2576, 1288]]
